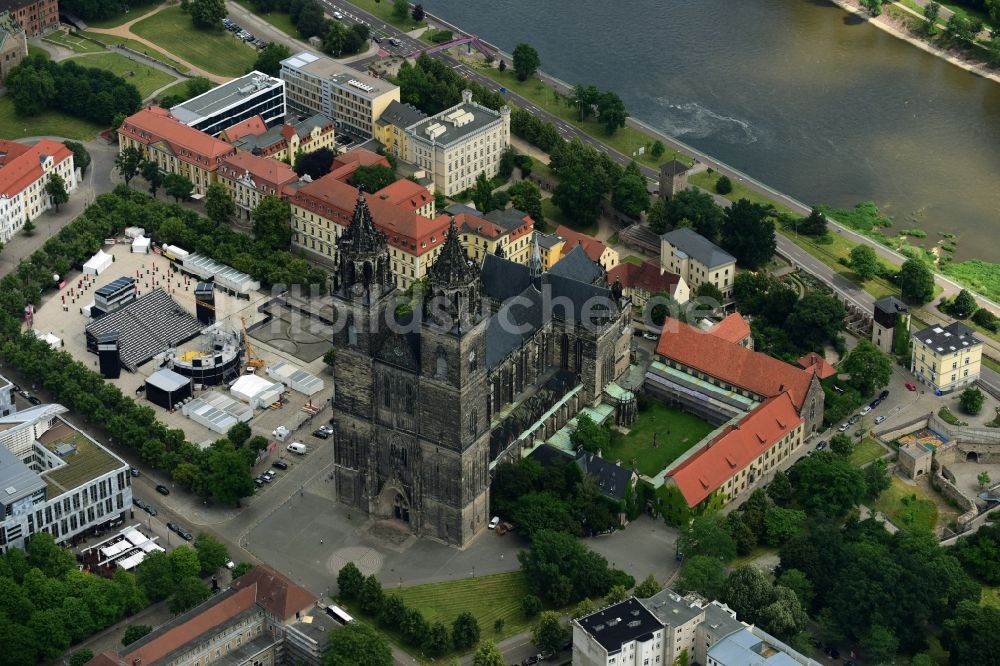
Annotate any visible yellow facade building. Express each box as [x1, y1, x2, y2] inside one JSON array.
[[910, 321, 982, 394]]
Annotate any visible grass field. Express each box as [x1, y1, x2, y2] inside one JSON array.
[[608, 401, 716, 477], [232, 0, 300, 38], [622, 255, 644, 266], [84, 2, 163, 29], [81, 31, 190, 72], [850, 438, 887, 467], [43, 30, 105, 53], [68, 52, 178, 99], [132, 6, 257, 77], [27, 44, 50, 59], [0, 96, 103, 140], [344, 0, 426, 31], [874, 477, 939, 533]]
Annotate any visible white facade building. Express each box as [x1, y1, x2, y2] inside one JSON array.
[[0, 404, 131, 553], [0, 139, 76, 243]]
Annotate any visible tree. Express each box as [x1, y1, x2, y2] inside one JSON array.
[[200, 440, 255, 506], [193, 533, 229, 575], [295, 0, 326, 38], [533, 611, 567, 657], [829, 433, 856, 458], [136, 551, 175, 601], [64, 140, 91, 177], [6, 62, 56, 116], [518, 530, 623, 606], [650, 140, 665, 158], [337, 562, 365, 599], [348, 164, 397, 195], [960, 387, 984, 415], [694, 282, 724, 304], [20, 216, 34, 235], [573, 598, 597, 619], [452, 610, 481, 650], [186, 76, 213, 98], [472, 171, 495, 213], [663, 188, 725, 240], [324, 621, 392, 666], [789, 451, 866, 516], [571, 84, 600, 120], [977, 471, 991, 489], [116, 147, 144, 186], [163, 173, 194, 202], [798, 207, 828, 236], [767, 471, 793, 505], [401, 607, 429, 646], [508, 180, 544, 227], [140, 159, 163, 197], [634, 574, 661, 598], [715, 175, 732, 194], [27, 532, 75, 577], [294, 147, 335, 179], [605, 584, 628, 604], [720, 198, 776, 268], [849, 244, 880, 281], [924, 1, 941, 34], [423, 621, 450, 657], [612, 161, 649, 217], [862, 0, 882, 17], [678, 515, 736, 561], [70, 649, 94, 666], [597, 91, 628, 134], [723, 565, 774, 625], [232, 562, 253, 578], [392, 0, 409, 20], [122, 623, 152, 646], [758, 586, 808, 640], [776, 568, 814, 609], [763, 506, 806, 546], [842, 339, 891, 396], [944, 601, 1000, 666], [205, 182, 236, 225], [252, 195, 292, 250], [359, 575, 385, 615], [471, 640, 506, 666], [498, 59, 506, 72], [863, 454, 891, 500], [521, 594, 543, 618], [227, 421, 251, 448], [899, 258, 935, 304], [570, 413, 610, 454], [512, 43, 540, 81], [861, 625, 898, 664], [189, 0, 225, 28], [253, 42, 292, 76], [724, 512, 757, 556], [411, 3, 424, 21], [169, 545, 202, 582], [950, 288, 978, 319], [169, 576, 211, 614]]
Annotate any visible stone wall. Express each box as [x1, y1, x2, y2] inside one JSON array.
[[931, 469, 978, 526]]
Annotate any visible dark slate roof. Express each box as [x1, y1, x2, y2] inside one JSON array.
[[660, 160, 688, 177], [484, 207, 531, 232], [486, 285, 550, 368], [662, 227, 735, 269], [577, 597, 661, 653], [874, 296, 909, 316], [912, 321, 981, 353], [541, 273, 616, 324], [480, 253, 532, 302], [546, 245, 603, 284], [528, 443, 575, 468], [576, 451, 633, 501], [378, 100, 428, 129], [536, 232, 563, 249]]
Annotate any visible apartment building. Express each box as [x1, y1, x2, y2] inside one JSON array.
[[0, 11, 26, 83], [0, 0, 56, 36], [661, 227, 736, 300], [406, 89, 510, 196], [217, 149, 298, 222], [447, 203, 535, 264], [170, 71, 285, 137], [280, 51, 399, 138], [910, 321, 982, 394], [0, 404, 131, 553], [374, 99, 427, 159], [608, 259, 688, 306], [555, 224, 619, 271], [221, 113, 336, 163], [0, 138, 76, 243], [118, 107, 237, 196]]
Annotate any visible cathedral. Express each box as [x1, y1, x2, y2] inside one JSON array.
[[329, 192, 632, 547]]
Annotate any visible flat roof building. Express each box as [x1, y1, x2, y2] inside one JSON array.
[[280, 51, 400, 138], [170, 71, 285, 137]]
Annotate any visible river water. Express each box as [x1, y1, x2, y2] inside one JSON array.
[[420, 0, 1000, 262]]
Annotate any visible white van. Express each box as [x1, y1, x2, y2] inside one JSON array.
[[287, 442, 307, 455]]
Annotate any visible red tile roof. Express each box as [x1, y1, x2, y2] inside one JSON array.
[[556, 225, 608, 262], [798, 352, 837, 379], [0, 139, 30, 167], [329, 148, 390, 181], [118, 107, 235, 171], [219, 150, 298, 192], [655, 318, 815, 409], [219, 114, 268, 141], [608, 260, 682, 297], [373, 178, 433, 212], [709, 313, 751, 345], [0, 139, 72, 197], [667, 392, 802, 506], [230, 564, 316, 621]]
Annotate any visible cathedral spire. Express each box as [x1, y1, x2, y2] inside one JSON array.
[[334, 191, 392, 300], [341, 190, 382, 254], [529, 231, 543, 278], [428, 216, 478, 287]]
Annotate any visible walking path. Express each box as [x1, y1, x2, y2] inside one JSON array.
[[58, 48, 191, 101]]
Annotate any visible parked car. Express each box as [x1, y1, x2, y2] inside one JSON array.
[[879, 389, 889, 400], [225, 560, 235, 569], [874, 415, 886, 424], [860, 405, 872, 416], [156, 484, 170, 495], [837, 423, 849, 432], [312, 428, 331, 439], [815, 440, 827, 450], [489, 515, 501, 530], [129, 466, 140, 477], [333, 11, 343, 18], [388, 37, 401, 47], [869, 398, 881, 409], [272, 460, 289, 470], [906, 382, 917, 391], [166, 521, 179, 533], [133, 497, 147, 510], [144, 504, 158, 516], [825, 647, 840, 660], [371, 34, 382, 43], [848, 414, 860, 425], [178, 527, 193, 541], [254, 477, 265, 488], [28, 396, 40, 405], [521, 655, 542, 666]]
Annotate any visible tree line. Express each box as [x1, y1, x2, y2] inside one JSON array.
[[248, 0, 370, 57], [6, 54, 141, 127], [60, 0, 156, 21]]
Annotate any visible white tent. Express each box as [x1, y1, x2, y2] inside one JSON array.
[[266, 361, 324, 396], [231, 374, 284, 409], [131, 236, 151, 254], [33, 330, 62, 349], [83, 250, 113, 275], [124, 227, 145, 239]]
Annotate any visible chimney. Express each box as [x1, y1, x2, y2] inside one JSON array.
[[133, 659, 142, 666]]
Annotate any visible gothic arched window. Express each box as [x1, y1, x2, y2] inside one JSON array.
[[347, 315, 357, 347], [435, 347, 447, 378]]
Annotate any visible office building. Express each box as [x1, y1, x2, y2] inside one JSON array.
[[661, 227, 736, 301], [170, 71, 285, 137], [280, 51, 400, 138], [0, 404, 131, 553], [405, 89, 510, 196], [374, 99, 427, 158], [221, 113, 336, 163], [217, 149, 298, 222], [910, 321, 982, 393], [0, 138, 76, 243]]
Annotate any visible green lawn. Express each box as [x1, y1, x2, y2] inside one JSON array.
[[232, 0, 300, 38], [152, 78, 197, 103], [850, 438, 886, 467], [419, 28, 453, 45], [68, 52, 177, 99], [81, 31, 191, 72], [84, 2, 163, 29], [132, 6, 257, 78], [0, 96, 103, 140], [343, 0, 426, 31], [622, 255, 644, 266], [27, 44, 50, 59], [688, 169, 794, 215], [608, 401, 716, 477], [873, 477, 939, 533], [43, 30, 105, 53]]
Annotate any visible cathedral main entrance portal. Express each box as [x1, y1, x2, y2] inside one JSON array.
[[393, 493, 410, 522], [376, 483, 412, 531]]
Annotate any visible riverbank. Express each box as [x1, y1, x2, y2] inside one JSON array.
[[827, 0, 1000, 85]]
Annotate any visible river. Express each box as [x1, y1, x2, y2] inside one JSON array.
[[419, 0, 1000, 262]]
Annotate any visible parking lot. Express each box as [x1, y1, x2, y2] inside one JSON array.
[[223, 16, 270, 50]]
